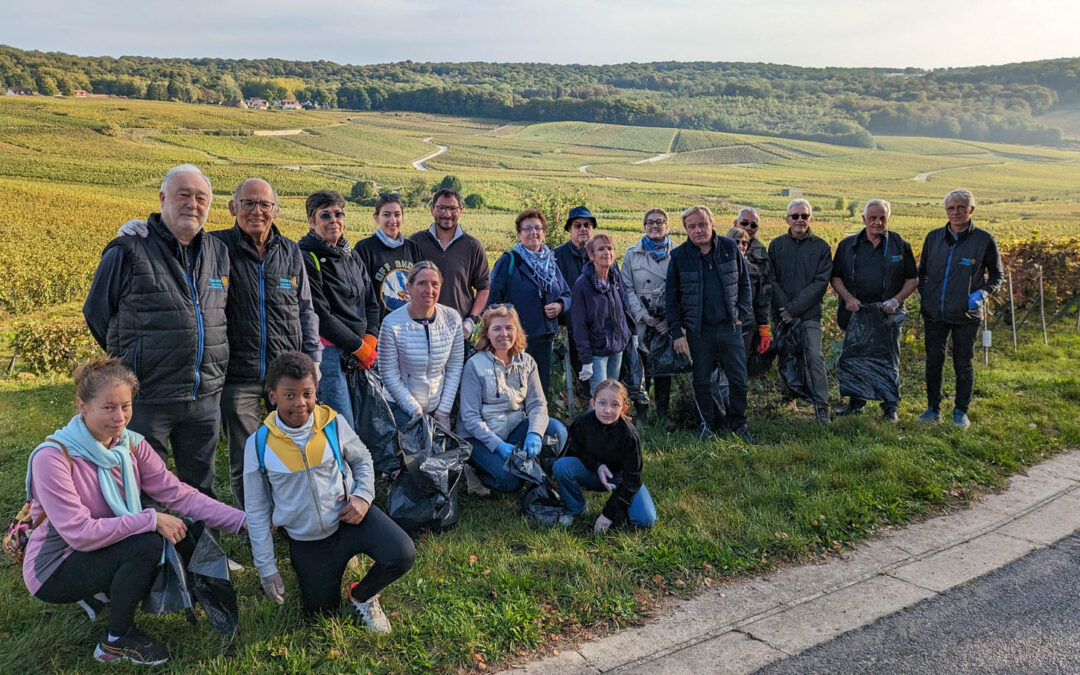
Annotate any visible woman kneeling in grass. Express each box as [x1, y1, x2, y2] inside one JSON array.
[[553, 379, 657, 532], [23, 358, 246, 665], [244, 351, 415, 629]]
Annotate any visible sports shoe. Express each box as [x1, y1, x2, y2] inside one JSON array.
[[349, 586, 392, 634], [94, 626, 169, 665], [953, 409, 971, 429], [814, 407, 831, 424], [732, 425, 759, 446], [77, 593, 109, 621], [556, 512, 576, 527], [916, 408, 941, 423], [835, 400, 866, 416], [881, 408, 899, 424], [463, 464, 491, 497], [226, 557, 244, 573]]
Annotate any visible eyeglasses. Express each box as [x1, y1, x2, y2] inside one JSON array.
[[788, 213, 810, 221], [946, 205, 970, 213], [238, 199, 276, 212], [379, 191, 402, 201], [644, 219, 666, 226], [434, 205, 461, 214], [487, 302, 514, 311], [738, 220, 759, 229], [520, 226, 545, 233]]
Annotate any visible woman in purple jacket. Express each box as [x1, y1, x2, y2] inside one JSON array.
[[570, 233, 631, 395], [22, 358, 246, 666]]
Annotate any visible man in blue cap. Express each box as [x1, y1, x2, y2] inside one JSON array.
[[555, 206, 597, 404]]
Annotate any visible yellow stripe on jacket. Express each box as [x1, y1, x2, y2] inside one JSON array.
[[262, 405, 338, 473]]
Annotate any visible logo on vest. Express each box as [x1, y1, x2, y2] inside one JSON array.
[[209, 276, 228, 290], [278, 277, 296, 290]]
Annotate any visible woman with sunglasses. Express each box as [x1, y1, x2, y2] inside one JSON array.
[[354, 191, 423, 321], [620, 208, 675, 431], [486, 209, 572, 398]]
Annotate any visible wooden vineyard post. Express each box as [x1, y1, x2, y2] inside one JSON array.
[[1037, 264, 1048, 346], [1008, 267, 1017, 351]]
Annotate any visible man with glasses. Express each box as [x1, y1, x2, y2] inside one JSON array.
[[830, 199, 918, 423], [916, 189, 1002, 428], [734, 208, 773, 359], [84, 165, 232, 497], [110, 177, 321, 506], [410, 188, 490, 340], [555, 206, 598, 404], [768, 199, 834, 423]]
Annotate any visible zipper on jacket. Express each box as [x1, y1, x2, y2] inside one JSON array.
[[939, 241, 956, 317], [184, 248, 206, 400], [298, 441, 329, 535], [258, 260, 268, 381]]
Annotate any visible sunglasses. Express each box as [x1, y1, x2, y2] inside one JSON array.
[[738, 220, 759, 229], [788, 213, 810, 221], [379, 191, 402, 201]]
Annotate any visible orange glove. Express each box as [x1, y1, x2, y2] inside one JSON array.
[[353, 334, 378, 369], [756, 325, 771, 354]]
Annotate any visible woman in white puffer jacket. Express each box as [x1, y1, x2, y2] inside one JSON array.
[[378, 262, 464, 428]]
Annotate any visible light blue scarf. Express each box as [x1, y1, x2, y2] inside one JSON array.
[[375, 228, 405, 249], [512, 242, 558, 290], [25, 414, 144, 517], [640, 235, 672, 261]]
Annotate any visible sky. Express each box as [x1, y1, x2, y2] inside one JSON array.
[[1, 0, 1076, 69]]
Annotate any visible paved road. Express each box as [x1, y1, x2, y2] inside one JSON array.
[[757, 531, 1080, 674]]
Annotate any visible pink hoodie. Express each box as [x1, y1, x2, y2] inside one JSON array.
[[23, 439, 245, 595]]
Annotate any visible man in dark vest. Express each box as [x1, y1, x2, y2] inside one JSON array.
[[666, 205, 756, 445], [555, 206, 597, 404], [917, 189, 1003, 429], [84, 164, 229, 496], [830, 199, 918, 422]]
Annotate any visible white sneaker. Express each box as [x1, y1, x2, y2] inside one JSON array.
[[349, 586, 392, 634], [226, 558, 244, 573], [557, 512, 575, 527]]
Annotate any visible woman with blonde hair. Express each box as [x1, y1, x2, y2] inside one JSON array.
[[456, 305, 568, 493]]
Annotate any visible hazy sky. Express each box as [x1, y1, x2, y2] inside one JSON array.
[[1, 0, 1076, 69]]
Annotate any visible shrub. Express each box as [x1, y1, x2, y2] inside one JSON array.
[[13, 317, 101, 375]]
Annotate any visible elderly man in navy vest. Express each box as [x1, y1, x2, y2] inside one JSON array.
[[84, 164, 230, 497]]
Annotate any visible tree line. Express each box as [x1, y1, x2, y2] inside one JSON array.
[[1, 44, 1074, 147]]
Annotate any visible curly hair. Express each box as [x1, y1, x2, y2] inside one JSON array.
[[265, 351, 318, 391]]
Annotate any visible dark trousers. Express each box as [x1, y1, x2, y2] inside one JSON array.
[[689, 325, 749, 430], [566, 330, 591, 402], [36, 532, 163, 637], [221, 381, 265, 509], [129, 394, 222, 497], [526, 334, 554, 400], [924, 319, 980, 413], [287, 505, 416, 616]]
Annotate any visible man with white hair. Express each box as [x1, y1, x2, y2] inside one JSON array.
[[830, 199, 918, 422], [767, 199, 834, 423], [84, 164, 230, 496]]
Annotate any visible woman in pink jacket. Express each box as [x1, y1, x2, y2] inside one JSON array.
[[22, 358, 246, 666]]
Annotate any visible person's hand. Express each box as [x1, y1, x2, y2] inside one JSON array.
[[338, 494, 370, 525], [780, 308, 795, 324], [643, 314, 661, 328], [596, 464, 616, 491], [496, 441, 515, 459], [155, 512, 187, 544], [352, 335, 378, 369], [462, 317, 476, 340], [757, 325, 772, 354], [578, 363, 593, 381], [593, 514, 613, 534], [968, 290, 986, 310], [260, 572, 286, 604], [544, 302, 562, 319], [433, 411, 451, 428], [656, 319, 669, 334], [881, 298, 900, 314], [313, 361, 322, 382], [524, 432, 542, 459], [673, 337, 690, 357], [118, 219, 148, 238], [844, 297, 861, 313]]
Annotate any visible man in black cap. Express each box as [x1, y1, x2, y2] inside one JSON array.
[[555, 206, 597, 403]]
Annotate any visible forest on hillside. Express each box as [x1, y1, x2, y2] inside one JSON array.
[[2, 44, 1077, 147]]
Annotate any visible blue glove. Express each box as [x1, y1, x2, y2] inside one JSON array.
[[496, 441, 515, 459], [524, 432, 542, 459], [968, 290, 986, 310]]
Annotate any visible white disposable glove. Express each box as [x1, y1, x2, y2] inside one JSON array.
[[881, 298, 900, 314], [314, 361, 322, 382], [462, 318, 475, 340], [118, 219, 149, 238], [578, 363, 594, 381], [433, 411, 451, 428], [261, 572, 285, 604], [594, 513, 613, 533]]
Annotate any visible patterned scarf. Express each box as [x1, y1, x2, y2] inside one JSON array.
[[512, 242, 558, 289], [640, 235, 672, 261]]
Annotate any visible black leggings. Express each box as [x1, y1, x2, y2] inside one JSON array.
[[287, 505, 416, 616], [35, 531, 163, 637]]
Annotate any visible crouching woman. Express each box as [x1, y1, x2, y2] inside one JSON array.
[[23, 358, 246, 665], [244, 352, 415, 630]]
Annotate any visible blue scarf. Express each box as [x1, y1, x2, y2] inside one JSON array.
[[512, 242, 558, 289], [640, 235, 671, 261], [25, 414, 144, 517], [375, 228, 405, 249]]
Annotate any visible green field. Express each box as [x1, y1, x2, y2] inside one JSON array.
[[2, 97, 1080, 673]]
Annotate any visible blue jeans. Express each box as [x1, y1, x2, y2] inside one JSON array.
[[468, 419, 568, 493], [318, 344, 353, 427], [552, 456, 657, 528], [591, 353, 623, 396]]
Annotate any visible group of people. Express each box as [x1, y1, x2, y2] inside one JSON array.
[[21, 162, 1002, 664]]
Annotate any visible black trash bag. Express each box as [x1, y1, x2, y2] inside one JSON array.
[[503, 448, 548, 487], [346, 365, 399, 474], [836, 305, 905, 405], [746, 329, 777, 377], [520, 483, 565, 525], [536, 434, 563, 478], [645, 328, 692, 378], [387, 416, 471, 535], [774, 319, 814, 401], [142, 539, 193, 616]]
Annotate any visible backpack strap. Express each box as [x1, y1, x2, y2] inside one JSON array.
[[308, 251, 321, 274], [506, 251, 515, 278], [255, 425, 270, 474], [44, 437, 73, 472], [324, 417, 345, 474], [26, 438, 74, 528]]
